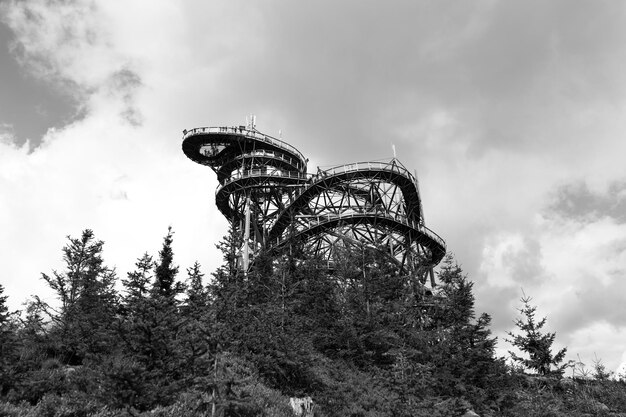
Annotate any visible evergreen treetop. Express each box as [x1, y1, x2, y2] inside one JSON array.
[[0, 284, 9, 326], [152, 226, 180, 299], [123, 253, 154, 304], [182, 261, 208, 317], [506, 294, 569, 377]]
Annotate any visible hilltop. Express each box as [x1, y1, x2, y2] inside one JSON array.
[[1, 229, 625, 416]]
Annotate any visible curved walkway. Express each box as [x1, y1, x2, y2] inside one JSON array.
[[268, 160, 423, 241], [182, 126, 307, 169], [271, 211, 446, 265]]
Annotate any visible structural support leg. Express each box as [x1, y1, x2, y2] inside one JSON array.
[[243, 195, 251, 272]]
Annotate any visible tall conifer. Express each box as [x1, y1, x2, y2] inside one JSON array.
[[152, 226, 179, 299], [0, 284, 18, 396], [506, 295, 568, 376], [38, 230, 118, 364]]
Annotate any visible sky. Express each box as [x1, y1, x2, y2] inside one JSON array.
[[1, 0, 626, 375]]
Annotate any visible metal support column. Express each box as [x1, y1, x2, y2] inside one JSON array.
[[243, 194, 251, 272]]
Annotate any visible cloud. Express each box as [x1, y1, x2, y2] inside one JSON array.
[[549, 181, 626, 224], [569, 325, 626, 377], [1, 0, 626, 373], [0, 122, 15, 143], [107, 68, 143, 126], [481, 211, 626, 371], [1, 0, 121, 90], [0, 0, 228, 310]]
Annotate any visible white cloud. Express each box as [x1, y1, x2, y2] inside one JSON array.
[[0, 0, 230, 309], [481, 214, 626, 372], [568, 324, 626, 378], [1, 0, 626, 374], [2, 0, 113, 92], [0, 106, 228, 304]]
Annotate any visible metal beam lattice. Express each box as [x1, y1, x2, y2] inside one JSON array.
[[182, 125, 446, 278]]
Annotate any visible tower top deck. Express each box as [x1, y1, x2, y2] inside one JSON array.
[[182, 126, 307, 170]]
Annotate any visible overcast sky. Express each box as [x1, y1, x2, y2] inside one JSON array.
[[1, 0, 626, 375]]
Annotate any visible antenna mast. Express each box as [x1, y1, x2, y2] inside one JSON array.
[[246, 114, 256, 130]]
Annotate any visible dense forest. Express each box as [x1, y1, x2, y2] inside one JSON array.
[[1, 228, 625, 417]]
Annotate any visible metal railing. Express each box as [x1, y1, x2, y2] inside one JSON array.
[[269, 159, 424, 237], [216, 169, 310, 195], [310, 159, 415, 186], [422, 224, 446, 249], [287, 159, 418, 204], [229, 149, 305, 172], [183, 126, 307, 166], [274, 211, 446, 251]]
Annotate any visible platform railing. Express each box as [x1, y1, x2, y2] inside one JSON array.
[[183, 126, 307, 166], [314, 159, 413, 179], [288, 160, 418, 204], [295, 211, 419, 231], [274, 211, 446, 251], [309, 160, 414, 187], [216, 168, 310, 195], [268, 159, 424, 236], [228, 149, 305, 172], [421, 224, 446, 250]]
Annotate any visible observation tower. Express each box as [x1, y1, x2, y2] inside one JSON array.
[[182, 119, 446, 284]]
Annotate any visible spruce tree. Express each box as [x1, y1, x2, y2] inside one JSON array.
[[427, 255, 498, 395], [0, 284, 12, 343], [38, 230, 118, 364], [182, 261, 208, 318], [114, 228, 184, 409], [108, 252, 157, 410], [152, 226, 180, 299], [122, 253, 153, 307], [506, 294, 568, 377], [0, 284, 19, 396]]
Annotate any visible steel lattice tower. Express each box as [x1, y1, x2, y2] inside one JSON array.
[[182, 121, 446, 283]]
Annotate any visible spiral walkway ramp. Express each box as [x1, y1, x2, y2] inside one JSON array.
[[182, 123, 445, 278]]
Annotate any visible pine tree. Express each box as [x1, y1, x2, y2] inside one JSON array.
[[108, 252, 158, 410], [117, 253, 154, 355], [0, 284, 19, 396], [38, 230, 118, 364], [152, 226, 180, 299], [182, 261, 208, 318], [122, 253, 153, 307], [40, 230, 114, 313], [0, 285, 12, 343], [324, 243, 405, 366], [109, 229, 186, 410], [426, 255, 498, 395], [506, 294, 568, 377], [592, 354, 613, 381], [0, 284, 9, 324], [178, 261, 224, 409]]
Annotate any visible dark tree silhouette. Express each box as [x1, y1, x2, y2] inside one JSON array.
[[38, 230, 118, 364], [152, 226, 180, 299], [0, 284, 19, 396]]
